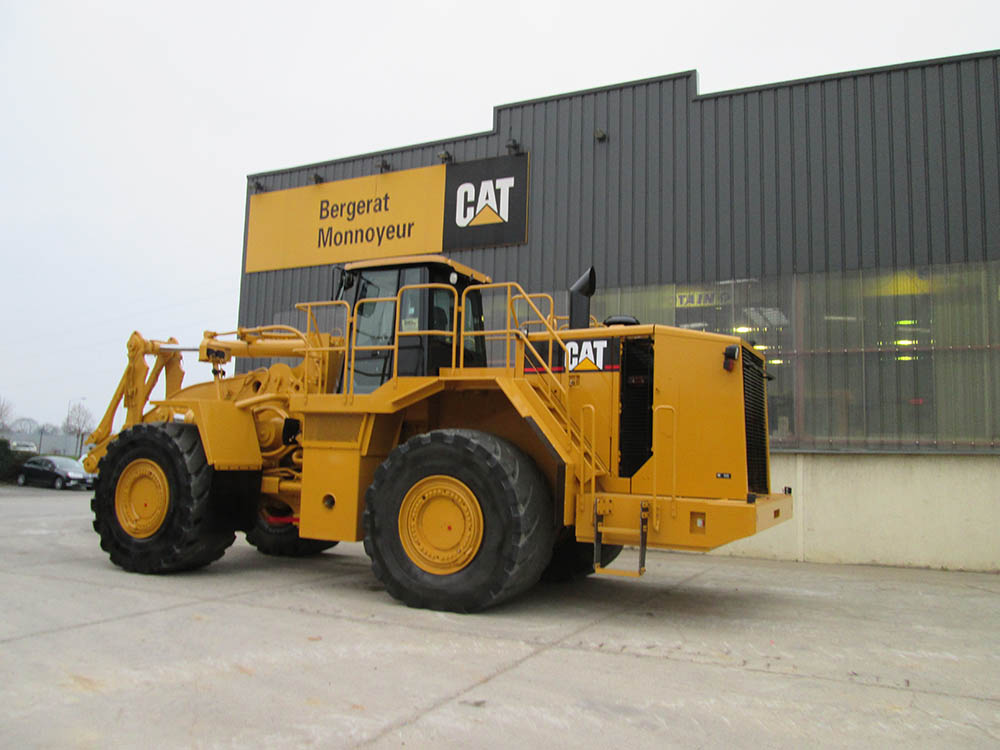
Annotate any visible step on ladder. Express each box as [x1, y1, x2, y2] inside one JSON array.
[[593, 497, 649, 578]]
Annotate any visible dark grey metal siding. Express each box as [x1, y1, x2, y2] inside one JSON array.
[[240, 49, 1000, 326]]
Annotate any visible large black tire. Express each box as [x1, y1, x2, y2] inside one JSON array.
[[363, 429, 555, 612], [91, 423, 235, 573], [542, 528, 624, 582], [53, 476, 65, 490], [246, 503, 338, 557]]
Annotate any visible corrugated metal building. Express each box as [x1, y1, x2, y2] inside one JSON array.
[[240, 49, 1000, 457]]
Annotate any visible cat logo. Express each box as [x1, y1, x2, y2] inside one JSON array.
[[442, 154, 528, 251], [455, 177, 515, 227], [567, 339, 611, 372]]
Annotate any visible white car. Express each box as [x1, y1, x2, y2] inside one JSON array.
[[10, 441, 37, 453]]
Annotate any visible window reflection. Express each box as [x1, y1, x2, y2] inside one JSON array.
[[590, 259, 999, 453]]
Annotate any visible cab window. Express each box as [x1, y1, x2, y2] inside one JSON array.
[[352, 269, 397, 347]]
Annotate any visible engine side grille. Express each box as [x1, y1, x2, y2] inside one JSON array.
[[618, 337, 654, 477], [742, 348, 770, 494]]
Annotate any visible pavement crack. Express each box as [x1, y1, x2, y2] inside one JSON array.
[[549, 638, 1000, 707], [0, 571, 358, 645], [961, 582, 1000, 596], [908, 693, 1000, 741], [350, 568, 712, 749], [0, 600, 209, 645]]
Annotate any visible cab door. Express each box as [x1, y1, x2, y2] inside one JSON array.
[[341, 266, 425, 393]]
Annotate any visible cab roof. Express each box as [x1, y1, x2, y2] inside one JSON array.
[[343, 254, 492, 284]]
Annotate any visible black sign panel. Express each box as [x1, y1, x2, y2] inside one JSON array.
[[524, 336, 621, 374], [442, 154, 529, 251]]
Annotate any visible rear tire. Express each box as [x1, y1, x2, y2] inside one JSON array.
[[16, 474, 26, 487], [92, 423, 235, 573], [246, 502, 338, 557], [364, 429, 555, 612]]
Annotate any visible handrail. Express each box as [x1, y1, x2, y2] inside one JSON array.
[[348, 295, 397, 396], [455, 281, 608, 475], [510, 292, 556, 330], [651, 405, 678, 534], [457, 283, 581, 464], [459, 282, 572, 396], [459, 282, 512, 369], [295, 300, 352, 340], [393, 283, 459, 379], [296, 300, 351, 394], [580, 404, 597, 500]]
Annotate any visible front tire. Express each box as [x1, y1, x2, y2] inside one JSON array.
[[53, 477, 64, 490], [364, 429, 555, 612], [91, 423, 235, 573]]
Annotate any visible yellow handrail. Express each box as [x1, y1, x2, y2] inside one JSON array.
[[392, 283, 460, 379], [348, 295, 397, 396], [296, 300, 351, 394], [651, 405, 677, 533], [580, 404, 596, 498], [295, 300, 352, 340], [459, 282, 571, 397], [511, 292, 556, 330]]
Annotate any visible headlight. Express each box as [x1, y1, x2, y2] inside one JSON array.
[[67, 472, 83, 479]]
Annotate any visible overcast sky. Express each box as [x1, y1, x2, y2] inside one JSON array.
[[1, 0, 997, 428]]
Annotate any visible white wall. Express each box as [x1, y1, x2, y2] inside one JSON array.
[[715, 453, 1000, 572]]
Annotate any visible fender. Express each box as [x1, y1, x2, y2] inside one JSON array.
[[157, 399, 263, 471]]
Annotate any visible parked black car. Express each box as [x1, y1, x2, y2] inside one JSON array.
[[16, 456, 95, 490]]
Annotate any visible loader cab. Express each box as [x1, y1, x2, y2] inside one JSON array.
[[337, 256, 489, 393]]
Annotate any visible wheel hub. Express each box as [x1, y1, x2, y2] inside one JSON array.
[[398, 475, 484, 575], [115, 459, 170, 538]]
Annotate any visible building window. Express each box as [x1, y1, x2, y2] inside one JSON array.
[[591, 259, 1000, 453]]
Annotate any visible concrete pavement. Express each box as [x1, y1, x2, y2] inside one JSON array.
[[1, 483, 998, 748]]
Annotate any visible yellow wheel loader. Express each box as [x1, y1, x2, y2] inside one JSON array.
[[85, 254, 791, 612]]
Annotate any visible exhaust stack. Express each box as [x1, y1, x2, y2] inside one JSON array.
[[568, 267, 596, 330]]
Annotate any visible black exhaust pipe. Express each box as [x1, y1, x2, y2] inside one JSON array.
[[569, 267, 596, 330]]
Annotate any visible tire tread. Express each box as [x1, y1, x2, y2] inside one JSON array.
[[92, 423, 235, 573], [364, 429, 555, 612]]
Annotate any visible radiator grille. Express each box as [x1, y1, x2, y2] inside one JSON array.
[[742, 349, 770, 494]]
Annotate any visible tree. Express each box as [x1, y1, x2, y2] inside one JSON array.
[[63, 402, 95, 455], [0, 396, 12, 431], [10, 417, 39, 435]]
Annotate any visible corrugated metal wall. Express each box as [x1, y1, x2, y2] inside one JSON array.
[[240, 49, 1000, 324], [236, 51, 1000, 452]]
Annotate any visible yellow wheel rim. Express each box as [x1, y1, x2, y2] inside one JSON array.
[[398, 475, 484, 575], [115, 459, 170, 539]]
